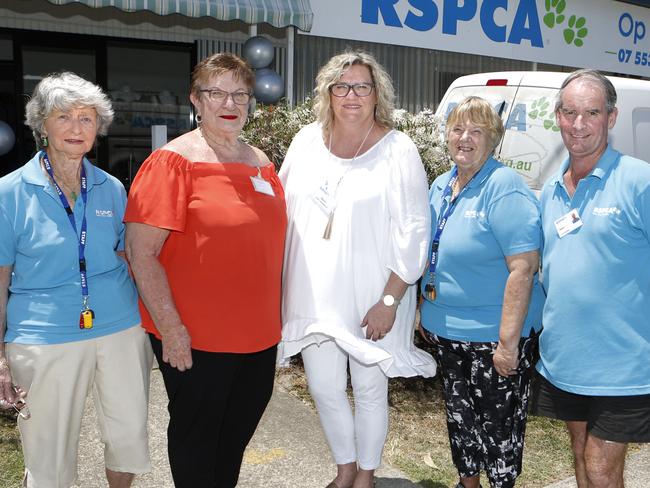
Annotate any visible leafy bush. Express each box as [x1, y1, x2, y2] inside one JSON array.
[[241, 99, 315, 171], [241, 100, 452, 184], [392, 108, 452, 183]]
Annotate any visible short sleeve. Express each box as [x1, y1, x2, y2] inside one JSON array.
[[635, 168, 650, 244], [386, 134, 432, 284], [115, 183, 128, 252], [124, 150, 190, 232], [488, 190, 541, 256], [0, 207, 15, 266]]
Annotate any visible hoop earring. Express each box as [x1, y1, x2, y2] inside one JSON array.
[[196, 114, 202, 125], [40, 135, 49, 147]]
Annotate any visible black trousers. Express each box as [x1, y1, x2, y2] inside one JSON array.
[[150, 335, 277, 488]]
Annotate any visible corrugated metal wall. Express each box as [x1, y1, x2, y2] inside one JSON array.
[[294, 35, 570, 112], [197, 39, 287, 78]]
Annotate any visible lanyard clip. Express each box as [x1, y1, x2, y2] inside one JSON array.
[[82, 296, 89, 311]]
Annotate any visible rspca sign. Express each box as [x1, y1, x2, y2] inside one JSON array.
[[361, 0, 544, 47], [304, 0, 650, 78]]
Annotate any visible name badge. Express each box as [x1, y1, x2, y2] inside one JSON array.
[[554, 209, 583, 238], [250, 176, 275, 196], [313, 182, 335, 216]]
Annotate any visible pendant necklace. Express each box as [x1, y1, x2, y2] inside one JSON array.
[[322, 121, 375, 239]]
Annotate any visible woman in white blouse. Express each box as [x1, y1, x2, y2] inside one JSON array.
[[279, 51, 435, 488]]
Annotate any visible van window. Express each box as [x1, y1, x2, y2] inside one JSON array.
[[498, 87, 567, 191]]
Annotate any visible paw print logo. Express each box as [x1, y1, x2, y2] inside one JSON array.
[[543, 0, 589, 47], [564, 15, 588, 47], [543, 0, 566, 28], [529, 98, 560, 132]]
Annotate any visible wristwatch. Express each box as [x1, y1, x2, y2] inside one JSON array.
[[382, 294, 400, 307]]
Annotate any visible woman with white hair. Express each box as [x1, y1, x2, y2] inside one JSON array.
[[0, 72, 152, 488], [279, 51, 435, 488]]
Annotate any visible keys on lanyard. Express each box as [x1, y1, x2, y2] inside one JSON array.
[[41, 152, 95, 329], [424, 278, 437, 301], [79, 297, 95, 330], [80, 309, 95, 329]]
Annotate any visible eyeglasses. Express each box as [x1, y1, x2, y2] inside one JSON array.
[[329, 83, 375, 98], [199, 88, 252, 105]]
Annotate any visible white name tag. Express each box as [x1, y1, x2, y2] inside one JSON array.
[[250, 176, 275, 196], [313, 182, 335, 216], [554, 209, 583, 238]]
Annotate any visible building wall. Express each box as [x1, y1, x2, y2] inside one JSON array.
[[294, 34, 570, 113]]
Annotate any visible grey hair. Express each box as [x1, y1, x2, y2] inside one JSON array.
[[555, 69, 617, 114], [313, 50, 395, 136], [25, 72, 114, 149]]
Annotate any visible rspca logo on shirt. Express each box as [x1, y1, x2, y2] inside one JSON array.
[[592, 207, 621, 216], [464, 210, 486, 219], [95, 209, 114, 218]]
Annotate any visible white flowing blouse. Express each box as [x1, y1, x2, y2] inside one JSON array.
[[278, 122, 436, 378]]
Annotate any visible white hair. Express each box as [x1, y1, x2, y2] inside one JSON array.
[[25, 71, 114, 149]]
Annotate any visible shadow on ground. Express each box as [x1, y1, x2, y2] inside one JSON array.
[[375, 477, 447, 488]]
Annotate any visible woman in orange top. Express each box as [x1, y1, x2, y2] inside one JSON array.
[[124, 53, 286, 488]]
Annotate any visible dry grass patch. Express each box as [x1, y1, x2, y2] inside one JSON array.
[[277, 346, 576, 487]]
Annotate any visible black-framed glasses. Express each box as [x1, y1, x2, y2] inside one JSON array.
[[329, 83, 375, 98], [199, 88, 252, 105]]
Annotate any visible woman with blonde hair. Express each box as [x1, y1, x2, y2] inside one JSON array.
[[279, 51, 435, 488]]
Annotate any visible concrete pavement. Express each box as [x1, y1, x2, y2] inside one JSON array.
[[73, 368, 416, 488], [73, 367, 650, 487]]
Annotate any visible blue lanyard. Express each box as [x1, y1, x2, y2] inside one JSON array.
[[41, 151, 90, 310], [427, 166, 479, 275]]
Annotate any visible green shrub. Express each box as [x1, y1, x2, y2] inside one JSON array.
[[242, 100, 452, 184]]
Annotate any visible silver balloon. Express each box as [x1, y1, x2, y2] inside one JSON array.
[[243, 36, 275, 69], [254, 68, 284, 104], [0, 120, 15, 157]]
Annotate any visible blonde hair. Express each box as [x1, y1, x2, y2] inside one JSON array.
[[445, 96, 504, 150], [313, 50, 395, 136]]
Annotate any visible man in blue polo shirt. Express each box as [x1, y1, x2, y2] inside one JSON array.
[[535, 69, 650, 488]]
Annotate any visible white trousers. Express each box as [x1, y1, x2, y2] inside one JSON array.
[[301, 340, 389, 470], [6, 326, 153, 488]]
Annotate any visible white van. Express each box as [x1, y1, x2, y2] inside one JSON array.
[[435, 71, 650, 192]]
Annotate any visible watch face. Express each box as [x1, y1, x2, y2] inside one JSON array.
[[383, 295, 395, 306]]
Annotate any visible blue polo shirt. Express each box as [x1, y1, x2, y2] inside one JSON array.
[[537, 146, 650, 396], [420, 157, 544, 342], [0, 152, 140, 344]]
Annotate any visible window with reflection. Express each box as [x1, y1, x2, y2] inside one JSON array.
[[106, 42, 192, 189]]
